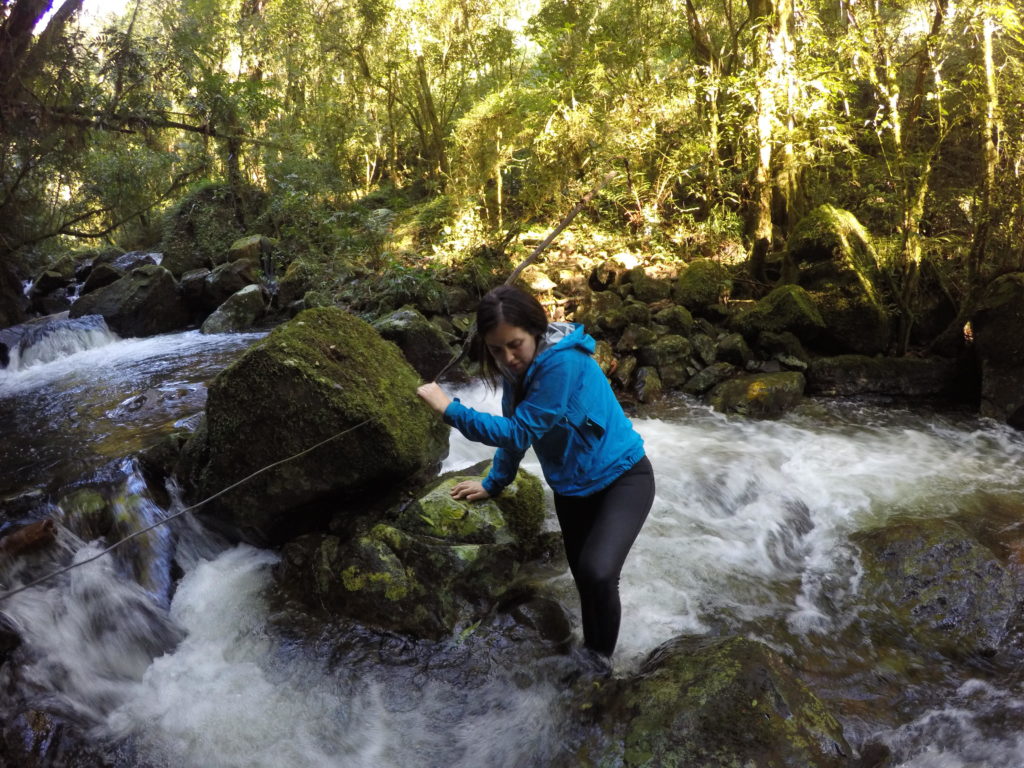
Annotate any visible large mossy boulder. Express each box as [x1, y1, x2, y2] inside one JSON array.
[[806, 355, 958, 398], [180, 306, 450, 546], [160, 184, 267, 276], [971, 273, 1024, 428], [853, 516, 1020, 659], [785, 205, 891, 354], [708, 371, 806, 418], [559, 634, 851, 768], [276, 461, 548, 638], [68, 265, 189, 337]]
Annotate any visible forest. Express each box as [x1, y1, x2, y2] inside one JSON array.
[[1, 0, 1022, 351]]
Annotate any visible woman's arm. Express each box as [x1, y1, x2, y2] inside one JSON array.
[[443, 354, 577, 454]]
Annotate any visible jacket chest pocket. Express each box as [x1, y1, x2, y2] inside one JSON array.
[[562, 407, 606, 475]]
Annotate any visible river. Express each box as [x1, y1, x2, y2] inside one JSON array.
[[1, 324, 1024, 767]]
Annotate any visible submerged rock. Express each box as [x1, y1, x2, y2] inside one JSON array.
[[179, 306, 449, 546], [853, 516, 1019, 659], [557, 634, 851, 768]]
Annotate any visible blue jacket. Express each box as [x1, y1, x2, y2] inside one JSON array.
[[444, 323, 645, 497]]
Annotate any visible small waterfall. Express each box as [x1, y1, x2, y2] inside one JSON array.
[[1, 314, 119, 372]]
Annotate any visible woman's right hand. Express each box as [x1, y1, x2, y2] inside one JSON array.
[[450, 480, 490, 501]]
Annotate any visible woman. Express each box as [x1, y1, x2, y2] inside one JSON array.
[[416, 285, 655, 668]]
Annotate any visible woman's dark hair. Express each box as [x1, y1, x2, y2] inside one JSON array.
[[474, 284, 548, 387]]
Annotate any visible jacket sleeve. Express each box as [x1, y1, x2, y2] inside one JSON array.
[[444, 353, 576, 453], [481, 446, 524, 496]]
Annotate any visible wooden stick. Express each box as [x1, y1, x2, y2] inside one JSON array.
[[504, 171, 617, 286]]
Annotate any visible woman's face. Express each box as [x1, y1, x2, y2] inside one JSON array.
[[483, 322, 538, 376]]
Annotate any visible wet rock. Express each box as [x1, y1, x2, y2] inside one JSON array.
[[179, 267, 212, 317], [69, 264, 189, 337], [276, 463, 546, 639], [806, 355, 958, 398], [708, 371, 805, 418], [373, 306, 457, 381], [853, 516, 1019, 659], [200, 284, 266, 334], [690, 331, 717, 366], [180, 306, 449, 546], [558, 634, 851, 768], [971, 273, 1024, 428], [110, 250, 160, 272], [58, 488, 114, 541], [675, 258, 732, 313]]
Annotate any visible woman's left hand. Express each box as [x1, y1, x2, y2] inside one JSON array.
[[416, 382, 452, 414]]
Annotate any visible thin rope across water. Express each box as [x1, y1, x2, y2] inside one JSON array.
[[0, 418, 372, 602]]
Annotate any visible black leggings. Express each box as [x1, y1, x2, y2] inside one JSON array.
[[553, 455, 655, 657]]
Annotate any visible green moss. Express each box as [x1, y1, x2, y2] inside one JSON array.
[[192, 305, 449, 545], [675, 259, 732, 311]]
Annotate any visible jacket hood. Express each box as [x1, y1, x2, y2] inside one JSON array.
[[499, 322, 593, 383], [537, 322, 594, 356]]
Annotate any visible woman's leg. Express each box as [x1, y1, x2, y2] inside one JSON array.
[[553, 456, 655, 657]]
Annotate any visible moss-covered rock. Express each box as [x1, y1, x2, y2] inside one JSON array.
[[373, 306, 457, 381], [683, 361, 737, 395], [639, 334, 691, 389], [716, 331, 753, 368], [79, 262, 124, 296], [69, 265, 189, 337], [200, 284, 266, 334], [731, 284, 826, 344], [709, 371, 805, 418], [206, 258, 259, 309], [971, 273, 1024, 428], [559, 634, 851, 768], [277, 259, 319, 308], [853, 517, 1019, 658], [675, 258, 732, 313], [277, 463, 547, 639], [806, 355, 958, 397], [634, 365, 663, 403], [161, 183, 268, 276], [653, 304, 694, 336], [627, 267, 673, 303], [786, 205, 891, 354], [181, 306, 449, 546], [616, 324, 658, 354]]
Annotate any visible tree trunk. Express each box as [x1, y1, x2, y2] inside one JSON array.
[[967, 12, 997, 294]]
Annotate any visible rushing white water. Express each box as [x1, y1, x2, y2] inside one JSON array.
[[4, 360, 1024, 766]]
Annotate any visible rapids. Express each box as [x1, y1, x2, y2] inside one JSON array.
[[1, 328, 1024, 767]]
